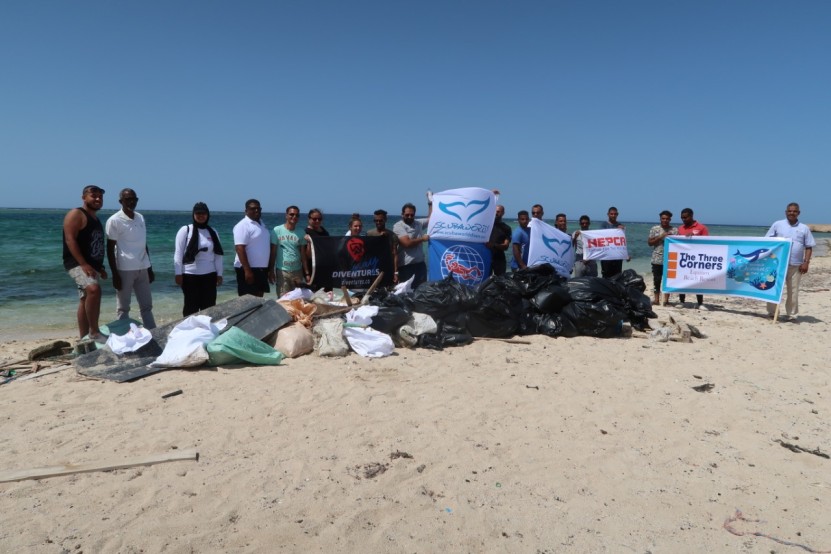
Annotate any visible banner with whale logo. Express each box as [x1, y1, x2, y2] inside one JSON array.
[[526, 218, 575, 278], [426, 187, 496, 243], [661, 236, 791, 302]]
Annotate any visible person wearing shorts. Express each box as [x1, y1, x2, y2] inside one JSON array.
[[62, 185, 108, 342]]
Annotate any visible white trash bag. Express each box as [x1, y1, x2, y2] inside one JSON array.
[[150, 315, 227, 368]]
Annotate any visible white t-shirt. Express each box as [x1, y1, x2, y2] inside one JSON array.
[[174, 225, 224, 276], [766, 219, 816, 266], [233, 216, 271, 268], [105, 210, 151, 270]]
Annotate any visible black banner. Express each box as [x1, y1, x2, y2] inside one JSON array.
[[309, 235, 394, 289]]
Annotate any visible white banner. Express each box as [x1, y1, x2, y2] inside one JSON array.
[[581, 229, 629, 261], [527, 218, 575, 278], [426, 187, 496, 243]]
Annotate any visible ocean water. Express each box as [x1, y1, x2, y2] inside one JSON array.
[[0, 208, 818, 339]]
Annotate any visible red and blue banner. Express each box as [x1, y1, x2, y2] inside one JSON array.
[[661, 236, 791, 302], [428, 239, 491, 287]]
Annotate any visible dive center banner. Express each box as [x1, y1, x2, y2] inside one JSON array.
[[427, 187, 496, 243], [428, 239, 491, 287], [527, 218, 574, 278], [580, 229, 629, 261], [661, 236, 791, 302], [309, 235, 394, 289]]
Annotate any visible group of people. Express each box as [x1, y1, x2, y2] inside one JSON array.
[[63, 185, 816, 343]]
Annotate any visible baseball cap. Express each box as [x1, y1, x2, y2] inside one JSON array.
[[83, 185, 106, 195]]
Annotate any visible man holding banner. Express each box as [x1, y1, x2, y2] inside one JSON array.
[[600, 206, 627, 278], [394, 196, 433, 288], [765, 202, 816, 320]]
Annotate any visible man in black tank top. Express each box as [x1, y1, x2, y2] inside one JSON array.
[[63, 185, 108, 342]]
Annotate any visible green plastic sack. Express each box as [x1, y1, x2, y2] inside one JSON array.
[[206, 326, 284, 366]]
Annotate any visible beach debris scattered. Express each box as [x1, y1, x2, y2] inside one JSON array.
[[525, 385, 540, 390], [162, 389, 183, 399], [389, 450, 413, 460], [0, 449, 199, 483], [349, 462, 389, 479], [774, 439, 830, 459], [692, 383, 715, 393], [724, 508, 831, 553], [28, 340, 72, 361]]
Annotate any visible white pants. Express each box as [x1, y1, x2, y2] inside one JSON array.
[[767, 265, 803, 317], [116, 268, 156, 329]]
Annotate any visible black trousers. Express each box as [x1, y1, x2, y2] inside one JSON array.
[[182, 272, 218, 316], [601, 260, 623, 279]]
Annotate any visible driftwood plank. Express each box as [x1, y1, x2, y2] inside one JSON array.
[[0, 449, 199, 483], [13, 365, 71, 383]]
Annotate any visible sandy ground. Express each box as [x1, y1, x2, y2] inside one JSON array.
[[1, 260, 829, 553]]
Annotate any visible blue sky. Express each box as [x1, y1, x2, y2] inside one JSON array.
[[2, 1, 828, 225]]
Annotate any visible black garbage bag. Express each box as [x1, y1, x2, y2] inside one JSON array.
[[367, 289, 413, 310], [565, 277, 627, 307], [534, 313, 579, 338], [508, 264, 566, 298], [610, 269, 647, 293], [530, 283, 572, 314], [465, 276, 525, 338], [517, 308, 538, 336], [561, 300, 627, 338], [413, 276, 479, 320], [369, 306, 412, 334], [623, 287, 657, 320], [417, 325, 474, 350]]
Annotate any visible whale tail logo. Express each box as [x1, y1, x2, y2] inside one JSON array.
[[438, 198, 490, 222], [543, 235, 572, 257]]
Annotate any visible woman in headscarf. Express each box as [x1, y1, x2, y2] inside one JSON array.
[[173, 202, 224, 316]]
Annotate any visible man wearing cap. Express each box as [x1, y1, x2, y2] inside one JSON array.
[[106, 188, 157, 329], [233, 199, 276, 298], [63, 185, 108, 342]]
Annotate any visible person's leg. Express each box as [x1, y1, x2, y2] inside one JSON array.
[[786, 265, 802, 316], [182, 273, 199, 316], [651, 264, 663, 304], [587, 260, 598, 277], [413, 262, 428, 288], [398, 264, 416, 286], [133, 268, 156, 329], [83, 283, 103, 337], [696, 294, 704, 306], [115, 269, 135, 321], [199, 272, 218, 311]]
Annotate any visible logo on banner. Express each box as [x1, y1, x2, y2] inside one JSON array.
[[543, 235, 572, 258], [346, 238, 365, 262], [438, 198, 491, 222], [427, 187, 496, 243], [726, 248, 779, 290], [440, 244, 485, 284]]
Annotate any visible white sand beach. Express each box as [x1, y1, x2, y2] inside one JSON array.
[[1, 258, 829, 553]]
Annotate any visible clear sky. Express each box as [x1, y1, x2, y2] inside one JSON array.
[[2, 1, 829, 225]]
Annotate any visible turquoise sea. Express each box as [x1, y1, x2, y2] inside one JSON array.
[[1, 208, 825, 340]]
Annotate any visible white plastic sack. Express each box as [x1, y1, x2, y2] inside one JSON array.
[[393, 274, 415, 295], [150, 315, 228, 368], [106, 323, 152, 354], [344, 306, 394, 357], [397, 313, 438, 347]]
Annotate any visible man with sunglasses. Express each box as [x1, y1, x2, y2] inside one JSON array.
[[233, 199, 276, 297], [106, 188, 156, 329], [63, 185, 108, 342], [270, 205, 310, 296]]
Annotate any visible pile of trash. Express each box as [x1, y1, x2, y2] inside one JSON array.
[[295, 266, 657, 357]]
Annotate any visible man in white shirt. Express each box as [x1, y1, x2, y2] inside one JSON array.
[[233, 199, 276, 297], [765, 202, 816, 320], [106, 188, 156, 329]]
